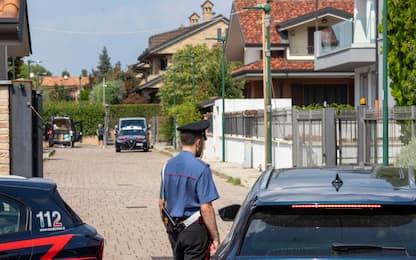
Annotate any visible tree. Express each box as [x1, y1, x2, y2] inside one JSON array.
[[89, 79, 126, 105], [61, 70, 70, 77], [96, 46, 112, 82], [158, 44, 244, 115], [7, 57, 25, 79], [157, 44, 244, 141], [386, 0, 416, 105], [81, 69, 88, 77]]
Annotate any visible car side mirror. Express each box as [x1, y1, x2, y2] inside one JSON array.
[[218, 204, 240, 221]]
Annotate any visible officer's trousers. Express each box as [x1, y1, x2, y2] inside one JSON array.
[[168, 222, 210, 260]]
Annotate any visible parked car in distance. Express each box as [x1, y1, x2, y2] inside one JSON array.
[[118, 117, 149, 134], [0, 176, 104, 259], [115, 125, 150, 152], [46, 116, 82, 147], [214, 166, 416, 259]]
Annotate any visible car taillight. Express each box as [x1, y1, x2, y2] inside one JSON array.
[[121, 137, 127, 142], [48, 129, 52, 136], [136, 137, 143, 142], [292, 204, 381, 209]]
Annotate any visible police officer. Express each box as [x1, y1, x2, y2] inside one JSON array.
[[159, 120, 220, 259]]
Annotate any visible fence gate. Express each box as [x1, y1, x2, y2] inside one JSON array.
[[292, 109, 324, 167]]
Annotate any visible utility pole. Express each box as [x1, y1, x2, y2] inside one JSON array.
[[190, 53, 195, 97], [170, 67, 177, 149], [103, 78, 107, 148], [244, 1, 272, 169], [206, 35, 227, 162], [382, 0, 389, 165]]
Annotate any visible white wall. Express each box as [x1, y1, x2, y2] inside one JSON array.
[[205, 98, 293, 170]]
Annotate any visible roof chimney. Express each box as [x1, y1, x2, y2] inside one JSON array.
[[201, 0, 214, 21], [189, 12, 200, 26]]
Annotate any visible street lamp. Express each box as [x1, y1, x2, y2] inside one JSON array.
[[206, 36, 226, 162], [102, 78, 106, 106], [36, 72, 48, 92], [27, 59, 42, 80], [244, 1, 272, 169], [102, 77, 107, 147]]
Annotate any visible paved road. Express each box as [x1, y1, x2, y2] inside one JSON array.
[[43, 144, 249, 260]]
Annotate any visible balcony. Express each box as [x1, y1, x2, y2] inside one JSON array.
[[314, 16, 376, 71]]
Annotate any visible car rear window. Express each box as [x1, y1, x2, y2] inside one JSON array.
[[240, 206, 416, 257], [52, 119, 70, 131]]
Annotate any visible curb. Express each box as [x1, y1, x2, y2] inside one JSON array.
[[43, 148, 55, 160]]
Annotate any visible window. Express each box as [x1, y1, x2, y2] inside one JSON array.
[[303, 84, 348, 105], [160, 57, 168, 71], [239, 206, 416, 256], [0, 196, 27, 235]]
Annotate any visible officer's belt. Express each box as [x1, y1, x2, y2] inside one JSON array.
[[180, 210, 201, 228]]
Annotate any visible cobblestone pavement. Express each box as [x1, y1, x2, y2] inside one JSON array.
[[43, 144, 249, 260]]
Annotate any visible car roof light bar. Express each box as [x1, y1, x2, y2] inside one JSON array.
[[292, 204, 382, 209]]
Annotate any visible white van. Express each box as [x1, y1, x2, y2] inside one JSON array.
[[118, 117, 148, 132]]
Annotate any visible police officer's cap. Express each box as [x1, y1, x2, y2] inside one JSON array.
[[177, 120, 210, 140]]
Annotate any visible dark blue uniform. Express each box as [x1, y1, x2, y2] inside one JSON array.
[[160, 151, 219, 217], [160, 151, 219, 259]]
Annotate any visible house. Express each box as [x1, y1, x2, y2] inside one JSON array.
[[0, 0, 33, 176], [132, 0, 229, 103], [226, 0, 355, 106], [314, 0, 393, 108], [0, 0, 31, 79], [40, 76, 90, 101]]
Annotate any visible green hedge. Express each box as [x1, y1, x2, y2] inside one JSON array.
[[43, 102, 161, 136], [108, 104, 160, 128]]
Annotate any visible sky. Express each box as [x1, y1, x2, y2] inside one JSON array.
[[27, 0, 233, 76]]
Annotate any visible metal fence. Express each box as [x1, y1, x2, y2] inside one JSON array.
[[220, 106, 416, 167]]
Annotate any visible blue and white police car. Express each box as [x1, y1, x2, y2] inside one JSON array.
[[214, 166, 416, 259]]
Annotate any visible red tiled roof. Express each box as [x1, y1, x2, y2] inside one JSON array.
[[232, 57, 314, 76], [0, 0, 19, 18], [40, 76, 90, 88], [234, 0, 353, 45]]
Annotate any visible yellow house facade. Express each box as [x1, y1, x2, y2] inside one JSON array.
[[132, 0, 228, 103]]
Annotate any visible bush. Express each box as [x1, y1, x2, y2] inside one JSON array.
[[43, 102, 161, 136], [160, 101, 203, 143], [108, 104, 161, 128], [394, 138, 416, 168], [43, 102, 105, 136]]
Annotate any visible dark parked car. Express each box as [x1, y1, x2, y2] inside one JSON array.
[[214, 166, 416, 259], [0, 176, 104, 259], [115, 125, 149, 152], [46, 116, 82, 147]]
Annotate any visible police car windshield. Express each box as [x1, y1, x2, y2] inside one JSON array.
[[239, 206, 416, 256], [120, 120, 145, 129], [120, 129, 144, 136]]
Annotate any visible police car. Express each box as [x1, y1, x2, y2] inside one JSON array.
[[115, 125, 149, 152], [0, 176, 104, 259], [214, 166, 416, 259]]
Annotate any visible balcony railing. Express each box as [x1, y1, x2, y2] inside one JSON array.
[[315, 16, 376, 56]]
